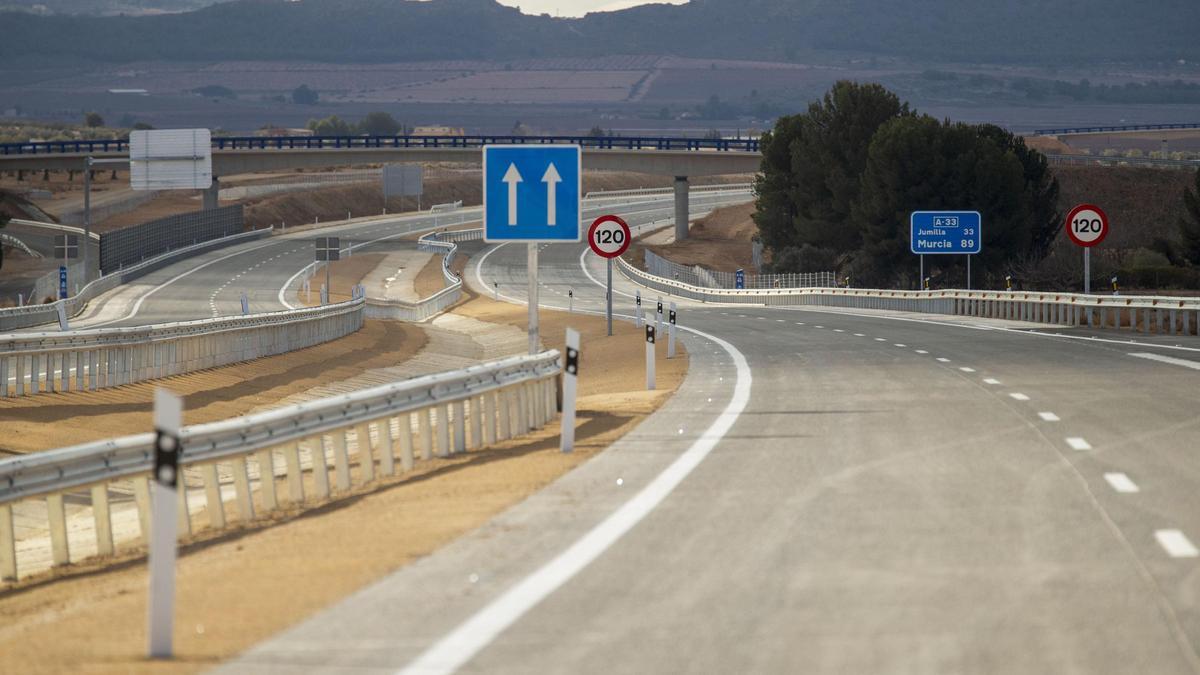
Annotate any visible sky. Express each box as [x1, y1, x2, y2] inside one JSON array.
[[495, 0, 688, 17]]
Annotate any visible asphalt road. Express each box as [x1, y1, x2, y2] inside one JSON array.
[[220, 235, 1200, 674]]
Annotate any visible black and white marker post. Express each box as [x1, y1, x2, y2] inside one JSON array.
[[668, 302, 678, 359], [148, 388, 182, 659], [656, 297, 664, 335], [568, 288, 573, 314], [636, 291, 643, 327], [560, 328, 580, 453], [645, 324, 656, 390]]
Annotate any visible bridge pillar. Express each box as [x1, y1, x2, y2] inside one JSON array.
[[674, 175, 689, 241], [202, 175, 220, 210]]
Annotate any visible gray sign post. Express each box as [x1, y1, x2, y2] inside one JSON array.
[[315, 237, 340, 304]]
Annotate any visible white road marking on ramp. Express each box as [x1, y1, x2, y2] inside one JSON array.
[[1156, 530, 1199, 558], [983, 378, 1001, 385], [1066, 437, 1093, 451], [936, 357, 951, 362], [1128, 352, 1200, 370], [1009, 392, 1030, 401], [408, 246, 755, 675], [1038, 412, 1060, 421], [958, 367, 975, 372], [914, 349, 928, 354], [1104, 473, 1139, 493]]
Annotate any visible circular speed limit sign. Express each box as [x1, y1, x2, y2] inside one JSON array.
[[588, 215, 631, 259], [1065, 203, 1109, 247]]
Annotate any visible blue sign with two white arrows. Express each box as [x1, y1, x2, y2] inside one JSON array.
[[483, 145, 581, 243]]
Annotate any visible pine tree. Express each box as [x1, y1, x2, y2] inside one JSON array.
[[1180, 169, 1200, 265]]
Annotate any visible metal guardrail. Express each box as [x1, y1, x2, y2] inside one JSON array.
[[0, 297, 364, 398], [584, 183, 754, 200], [1044, 153, 1200, 171], [8, 218, 100, 242], [1035, 122, 1200, 136], [0, 134, 762, 156], [0, 228, 272, 331], [365, 228, 482, 323], [0, 349, 562, 581], [618, 257, 1200, 337], [642, 248, 834, 290]]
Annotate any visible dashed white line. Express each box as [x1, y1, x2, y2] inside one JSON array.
[[815, 325, 824, 329], [958, 367, 975, 373], [833, 329, 844, 333], [983, 378, 1001, 385], [1037, 412, 1060, 421], [1104, 473, 1139, 493], [1009, 392, 1030, 401], [853, 333, 865, 337], [1156, 530, 1199, 558], [936, 357, 951, 363], [1065, 437, 1092, 451], [893, 343, 906, 347], [914, 349, 928, 354], [796, 322, 805, 326], [874, 337, 886, 342]]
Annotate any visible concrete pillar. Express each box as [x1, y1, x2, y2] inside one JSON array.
[[202, 175, 220, 210], [674, 176, 689, 241]]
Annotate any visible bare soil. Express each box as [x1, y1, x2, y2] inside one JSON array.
[[627, 201, 757, 273], [0, 294, 687, 674]]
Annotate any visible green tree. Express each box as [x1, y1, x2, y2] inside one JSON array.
[[752, 82, 912, 259], [306, 115, 352, 136], [975, 124, 1061, 259], [357, 111, 403, 136], [83, 112, 104, 128], [291, 84, 319, 105], [1180, 169, 1200, 265], [588, 125, 606, 137]]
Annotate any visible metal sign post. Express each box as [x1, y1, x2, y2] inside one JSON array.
[[315, 237, 340, 305], [587, 215, 631, 338], [560, 328, 580, 453], [528, 243, 539, 354], [148, 388, 182, 659]]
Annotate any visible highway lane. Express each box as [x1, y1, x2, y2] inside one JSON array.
[[224, 236, 1200, 673]]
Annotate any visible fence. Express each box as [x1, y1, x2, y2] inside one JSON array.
[[0, 297, 363, 398], [0, 349, 562, 581], [1044, 153, 1200, 171], [220, 169, 380, 201], [618, 256, 1200, 337], [0, 229, 271, 331], [584, 182, 754, 200], [642, 249, 835, 290], [99, 204, 244, 274], [57, 190, 161, 226]]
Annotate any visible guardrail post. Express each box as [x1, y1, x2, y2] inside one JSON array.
[[47, 493, 69, 566], [420, 409, 435, 460], [0, 504, 15, 581], [310, 438, 332, 499], [0, 357, 7, 397], [332, 432, 352, 491], [30, 355, 39, 395], [231, 457, 255, 521], [200, 464, 226, 529], [133, 476, 152, 545], [377, 420, 396, 476], [438, 405, 452, 457], [284, 442, 305, 503], [469, 397, 483, 451], [452, 401, 466, 454], [177, 480, 191, 537], [257, 450, 278, 510], [397, 414, 415, 472], [354, 423, 376, 482], [516, 386, 529, 434], [497, 390, 511, 441], [91, 484, 115, 557], [15, 356, 25, 397]]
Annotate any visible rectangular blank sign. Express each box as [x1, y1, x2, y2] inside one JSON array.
[[383, 164, 423, 196], [130, 129, 213, 191]]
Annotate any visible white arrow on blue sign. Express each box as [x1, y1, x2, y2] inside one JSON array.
[[484, 145, 581, 242]]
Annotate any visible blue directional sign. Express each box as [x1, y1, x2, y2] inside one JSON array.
[[483, 145, 581, 243], [735, 268, 745, 289], [910, 211, 982, 254], [58, 266, 68, 299]]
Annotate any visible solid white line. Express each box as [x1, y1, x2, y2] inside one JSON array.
[[1129, 352, 1200, 371], [1104, 473, 1139, 493], [406, 245, 753, 675], [983, 378, 1001, 385], [1156, 530, 1199, 558], [1066, 437, 1092, 451], [1038, 412, 1060, 421], [1009, 392, 1030, 401]]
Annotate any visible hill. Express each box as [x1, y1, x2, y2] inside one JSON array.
[[0, 0, 1198, 66]]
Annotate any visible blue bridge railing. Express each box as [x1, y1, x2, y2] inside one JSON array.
[[0, 134, 762, 156], [1034, 122, 1200, 135]]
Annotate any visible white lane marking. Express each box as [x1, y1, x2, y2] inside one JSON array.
[[1156, 530, 1199, 558], [796, 322, 805, 326], [775, 319, 785, 322], [833, 329, 844, 333], [814, 325, 824, 329], [411, 245, 753, 675], [1066, 437, 1092, 451], [914, 349, 928, 354], [1038, 412, 1060, 421], [874, 337, 886, 342], [983, 378, 1001, 385], [1009, 392, 1030, 401], [1129, 352, 1200, 371], [936, 357, 951, 363], [958, 367, 975, 373], [853, 333, 864, 337], [893, 343, 906, 347], [1104, 473, 1139, 493]]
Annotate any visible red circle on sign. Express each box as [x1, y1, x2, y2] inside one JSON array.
[[588, 215, 631, 259], [1064, 203, 1109, 248]]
